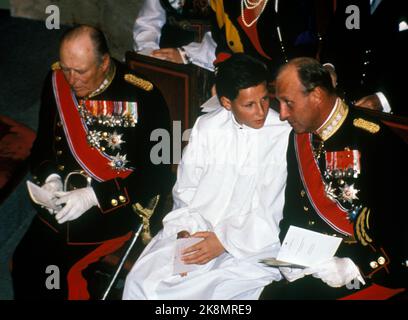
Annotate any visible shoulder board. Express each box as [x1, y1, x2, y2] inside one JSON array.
[[51, 61, 61, 71], [353, 118, 380, 134], [124, 74, 153, 91]]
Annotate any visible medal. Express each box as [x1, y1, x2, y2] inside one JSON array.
[[109, 153, 129, 171], [107, 131, 124, 150], [339, 183, 359, 204], [325, 149, 361, 178]]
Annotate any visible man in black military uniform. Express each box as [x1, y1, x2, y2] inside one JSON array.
[[12, 25, 173, 299], [321, 0, 407, 116], [261, 57, 407, 299]]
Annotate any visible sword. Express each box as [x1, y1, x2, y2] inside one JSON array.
[[101, 195, 160, 300], [101, 223, 143, 300]]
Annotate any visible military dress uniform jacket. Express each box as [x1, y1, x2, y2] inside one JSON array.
[[321, 0, 408, 116], [209, 0, 319, 76], [30, 59, 172, 244], [263, 102, 407, 299]]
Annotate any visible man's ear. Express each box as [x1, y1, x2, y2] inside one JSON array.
[[100, 54, 110, 72], [220, 96, 232, 111], [310, 87, 324, 104]]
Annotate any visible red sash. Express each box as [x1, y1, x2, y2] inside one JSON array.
[[340, 284, 405, 300], [67, 231, 132, 300], [295, 133, 353, 235], [52, 70, 133, 182]]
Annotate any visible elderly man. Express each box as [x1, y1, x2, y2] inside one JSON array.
[[261, 57, 407, 299], [12, 25, 172, 300]]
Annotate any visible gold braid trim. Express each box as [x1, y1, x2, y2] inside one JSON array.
[[355, 207, 373, 246], [353, 118, 380, 134], [51, 61, 61, 70], [124, 74, 153, 91], [132, 195, 160, 245]]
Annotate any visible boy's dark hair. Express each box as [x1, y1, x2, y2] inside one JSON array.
[[215, 53, 269, 101], [60, 25, 110, 65]]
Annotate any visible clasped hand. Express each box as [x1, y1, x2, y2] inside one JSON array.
[[178, 231, 225, 265], [53, 187, 98, 224]]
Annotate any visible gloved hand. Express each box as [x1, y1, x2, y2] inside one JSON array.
[[42, 174, 63, 193], [54, 187, 99, 224], [41, 174, 63, 214], [306, 257, 365, 288], [279, 266, 309, 282]]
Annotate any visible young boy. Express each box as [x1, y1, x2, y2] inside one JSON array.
[[123, 54, 291, 300]]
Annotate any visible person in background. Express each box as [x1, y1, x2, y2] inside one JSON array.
[[209, 0, 320, 78], [321, 0, 408, 116], [133, 0, 216, 71]]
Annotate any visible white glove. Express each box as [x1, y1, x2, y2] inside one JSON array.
[[54, 187, 99, 224], [279, 267, 309, 282], [306, 257, 365, 288], [42, 174, 63, 193], [41, 174, 63, 214]]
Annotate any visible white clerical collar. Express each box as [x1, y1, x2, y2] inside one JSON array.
[[315, 98, 349, 141], [231, 112, 245, 129], [230, 109, 271, 130]]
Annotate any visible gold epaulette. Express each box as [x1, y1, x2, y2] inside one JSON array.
[[51, 61, 61, 71], [124, 74, 153, 91], [353, 118, 380, 134]]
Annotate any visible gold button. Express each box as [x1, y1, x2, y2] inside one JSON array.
[[55, 136, 62, 141], [119, 195, 126, 203], [56, 150, 63, 156], [377, 257, 386, 265], [370, 261, 379, 269], [303, 206, 309, 212], [102, 132, 108, 138], [111, 199, 118, 207], [56, 121, 62, 127], [100, 147, 105, 152], [33, 175, 38, 180], [300, 190, 306, 197], [57, 165, 65, 171]]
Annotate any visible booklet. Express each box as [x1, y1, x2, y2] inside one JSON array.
[[260, 225, 342, 268], [26, 180, 61, 211], [173, 237, 204, 275]]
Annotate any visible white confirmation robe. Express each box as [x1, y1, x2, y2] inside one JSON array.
[[123, 106, 291, 300]]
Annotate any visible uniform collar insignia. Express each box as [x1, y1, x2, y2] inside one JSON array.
[[88, 61, 116, 99], [316, 98, 348, 141]]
